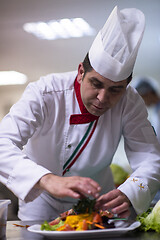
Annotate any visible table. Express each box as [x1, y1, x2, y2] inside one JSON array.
[[3, 220, 160, 240]]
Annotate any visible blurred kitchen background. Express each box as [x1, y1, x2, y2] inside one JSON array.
[[0, 0, 160, 219]]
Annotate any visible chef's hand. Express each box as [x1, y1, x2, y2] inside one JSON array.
[[95, 189, 131, 218], [36, 173, 101, 199]]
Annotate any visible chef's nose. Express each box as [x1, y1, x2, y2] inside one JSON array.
[[97, 89, 109, 103]]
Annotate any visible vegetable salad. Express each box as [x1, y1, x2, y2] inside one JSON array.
[[41, 198, 114, 231]]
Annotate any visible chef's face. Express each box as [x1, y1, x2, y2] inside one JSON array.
[[77, 63, 128, 116]]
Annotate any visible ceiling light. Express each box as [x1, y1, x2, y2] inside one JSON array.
[[23, 18, 96, 40], [0, 71, 27, 86]]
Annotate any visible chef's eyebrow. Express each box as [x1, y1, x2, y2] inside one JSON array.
[[90, 77, 101, 82], [89, 77, 126, 88], [89, 77, 104, 85], [110, 85, 125, 89]]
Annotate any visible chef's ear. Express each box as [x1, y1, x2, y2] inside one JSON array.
[[77, 63, 84, 83]]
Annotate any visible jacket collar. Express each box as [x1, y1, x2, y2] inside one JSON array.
[[70, 77, 99, 124]]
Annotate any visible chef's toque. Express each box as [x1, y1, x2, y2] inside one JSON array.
[[89, 6, 145, 82]]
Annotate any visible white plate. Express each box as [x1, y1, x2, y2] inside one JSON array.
[[28, 220, 141, 239]]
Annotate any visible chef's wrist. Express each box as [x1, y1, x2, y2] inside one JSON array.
[[35, 173, 54, 190]]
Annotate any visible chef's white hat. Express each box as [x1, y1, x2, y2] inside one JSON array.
[[89, 6, 145, 82]]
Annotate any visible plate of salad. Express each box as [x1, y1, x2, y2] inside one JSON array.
[[28, 198, 141, 238]]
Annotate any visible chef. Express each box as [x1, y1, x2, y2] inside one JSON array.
[[0, 6, 160, 221]]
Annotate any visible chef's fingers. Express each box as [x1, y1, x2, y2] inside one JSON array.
[[59, 188, 81, 199], [57, 183, 100, 199], [70, 177, 101, 199], [96, 189, 129, 206], [118, 209, 130, 218], [95, 189, 120, 208], [37, 174, 101, 199], [111, 201, 130, 215], [100, 194, 130, 211], [95, 189, 131, 217]]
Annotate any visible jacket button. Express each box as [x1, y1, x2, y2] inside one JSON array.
[[67, 144, 72, 148]]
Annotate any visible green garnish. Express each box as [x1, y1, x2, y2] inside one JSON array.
[[73, 198, 96, 214]]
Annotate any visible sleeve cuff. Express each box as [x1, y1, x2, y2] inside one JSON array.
[[6, 158, 51, 202], [118, 176, 151, 215]]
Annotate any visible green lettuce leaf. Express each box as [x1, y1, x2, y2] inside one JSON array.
[[136, 200, 160, 233], [41, 220, 64, 231]]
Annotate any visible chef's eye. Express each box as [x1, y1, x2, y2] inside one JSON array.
[[90, 80, 103, 89], [109, 88, 122, 94]]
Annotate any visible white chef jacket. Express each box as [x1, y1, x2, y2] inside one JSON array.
[[0, 71, 160, 219]]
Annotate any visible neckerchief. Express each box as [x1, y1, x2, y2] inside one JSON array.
[[70, 77, 99, 124]]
